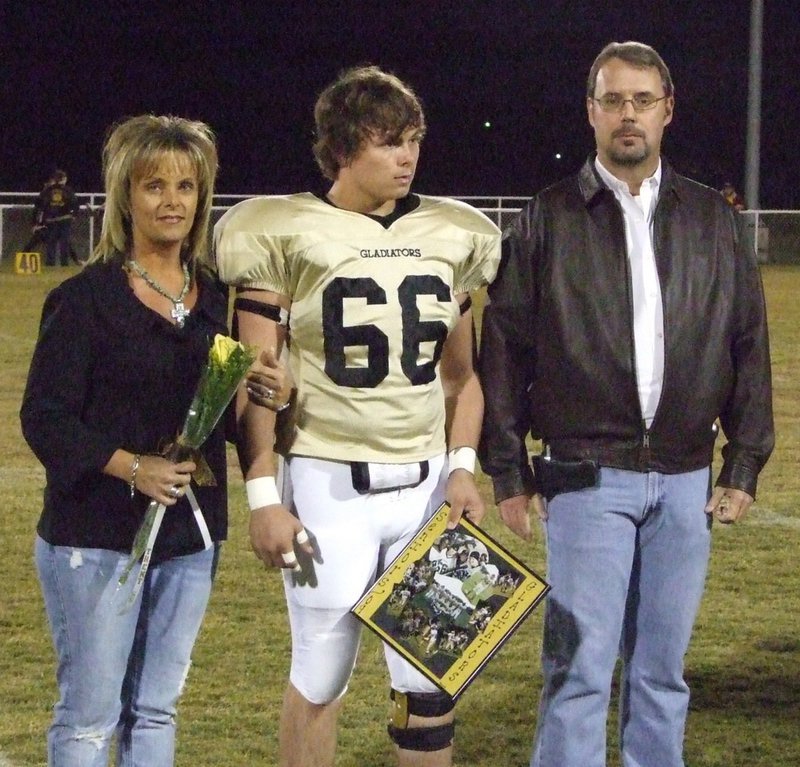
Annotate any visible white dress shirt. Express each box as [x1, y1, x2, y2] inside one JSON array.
[[595, 157, 664, 427]]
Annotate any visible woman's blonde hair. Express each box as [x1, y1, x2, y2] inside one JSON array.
[[91, 115, 218, 265]]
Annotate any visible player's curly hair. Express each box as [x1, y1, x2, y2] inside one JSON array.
[[313, 65, 426, 181], [587, 41, 674, 99], [91, 114, 218, 266]]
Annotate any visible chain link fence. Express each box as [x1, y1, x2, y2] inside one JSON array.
[[1, 194, 797, 267]]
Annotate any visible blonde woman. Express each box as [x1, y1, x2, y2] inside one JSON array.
[[21, 115, 228, 766]]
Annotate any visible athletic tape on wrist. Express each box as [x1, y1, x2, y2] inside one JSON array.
[[447, 446, 476, 475], [245, 476, 281, 510]]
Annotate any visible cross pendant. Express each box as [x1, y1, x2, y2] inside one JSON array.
[[171, 302, 190, 327]]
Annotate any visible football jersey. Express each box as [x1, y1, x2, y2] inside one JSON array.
[[215, 192, 500, 462]]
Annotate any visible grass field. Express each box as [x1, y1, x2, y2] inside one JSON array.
[[1, 262, 798, 767]]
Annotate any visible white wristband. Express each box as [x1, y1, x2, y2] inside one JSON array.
[[246, 476, 281, 510], [447, 446, 476, 475]]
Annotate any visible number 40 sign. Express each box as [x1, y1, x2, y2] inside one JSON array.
[[14, 251, 42, 275]]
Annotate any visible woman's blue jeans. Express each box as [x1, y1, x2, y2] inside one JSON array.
[[35, 536, 218, 767], [531, 467, 712, 767]]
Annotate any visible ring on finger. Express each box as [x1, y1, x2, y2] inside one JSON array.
[[265, 387, 275, 400], [171, 485, 181, 498]]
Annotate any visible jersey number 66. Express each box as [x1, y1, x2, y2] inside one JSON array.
[[323, 275, 451, 388]]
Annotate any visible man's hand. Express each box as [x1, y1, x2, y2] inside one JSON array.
[[705, 486, 754, 524], [497, 493, 546, 541], [249, 503, 313, 571], [445, 470, 485, 528]]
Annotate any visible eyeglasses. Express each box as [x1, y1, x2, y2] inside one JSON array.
[[593, 93, 668, 113]]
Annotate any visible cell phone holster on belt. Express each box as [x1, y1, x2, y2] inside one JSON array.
[[530, 454, 599, 501]]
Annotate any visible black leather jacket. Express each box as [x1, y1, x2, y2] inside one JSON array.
[[479, 157, 774, 502]]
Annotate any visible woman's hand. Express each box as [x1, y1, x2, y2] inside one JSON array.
[[246, 346, 295, 411], [134, 455, 196, 506]]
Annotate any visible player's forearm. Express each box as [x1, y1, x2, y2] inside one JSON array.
[[445, 372, 484, 450], [441, 298, 481, 446], [234, 388, 280, 479], [231, 291, 291, 479]]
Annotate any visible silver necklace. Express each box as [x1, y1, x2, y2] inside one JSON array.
[[129, 260, 192, 327]]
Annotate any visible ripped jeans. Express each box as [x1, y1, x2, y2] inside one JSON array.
[[35, 536, 218, 767]]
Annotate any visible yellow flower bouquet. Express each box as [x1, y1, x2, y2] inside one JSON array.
[[116, 334, 256, 610]]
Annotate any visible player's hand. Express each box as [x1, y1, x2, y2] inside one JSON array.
[[246, 346, 294, 412], [498, 493, 545, 541], [134, 455, 196, 507], [445, 470, 485, 528], [249, 503, 313, 571], [705, 486, 754, 524]]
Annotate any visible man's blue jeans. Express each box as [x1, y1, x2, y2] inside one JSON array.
[[35, 536, 218, 767], [531, 467, 712, 767]]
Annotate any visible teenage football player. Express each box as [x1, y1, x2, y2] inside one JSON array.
[[215, 65, 500, 767]]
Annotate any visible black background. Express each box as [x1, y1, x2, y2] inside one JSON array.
[[3, 1, 798, 206]]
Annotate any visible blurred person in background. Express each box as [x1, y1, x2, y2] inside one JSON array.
[[37, 169, 81, 265], [720, 181, 745, 211], [23, 173, 56, 254]]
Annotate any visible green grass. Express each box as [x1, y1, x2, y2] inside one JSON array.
[[1, 263, 798, 766]]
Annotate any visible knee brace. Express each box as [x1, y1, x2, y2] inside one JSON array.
[[387, 689, 455, 752]]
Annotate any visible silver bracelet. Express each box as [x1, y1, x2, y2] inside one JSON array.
[[275, 388, 296, 413], [130, 454, 141, 499]]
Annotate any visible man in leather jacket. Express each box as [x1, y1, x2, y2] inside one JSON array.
[[478, 42, 773, 767]]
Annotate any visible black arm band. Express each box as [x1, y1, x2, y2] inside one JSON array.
[[233, 297, 288, 326], [458, 295, 472, 315]]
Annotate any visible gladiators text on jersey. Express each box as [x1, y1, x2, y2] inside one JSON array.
[[359, 248, 422, 258]]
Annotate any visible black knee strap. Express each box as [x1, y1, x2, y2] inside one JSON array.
[[390, 688, 454, 719], [387, 722, 454, 752], [387, 689, 455, 751]]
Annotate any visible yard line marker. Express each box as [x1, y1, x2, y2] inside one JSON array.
[[0, 466, 45, 481], [0, 331, 34, 344], [750, 509, 800, 530]]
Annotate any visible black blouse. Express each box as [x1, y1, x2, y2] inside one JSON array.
[[20, 258, 230, 562]]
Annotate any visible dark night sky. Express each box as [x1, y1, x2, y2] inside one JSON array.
[[2, 1, 799, 207]]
